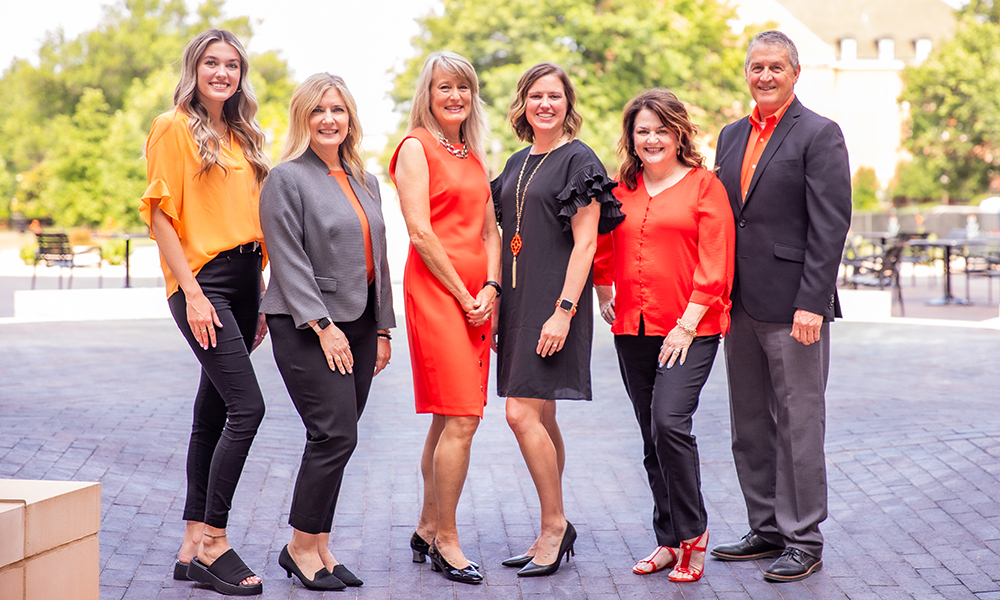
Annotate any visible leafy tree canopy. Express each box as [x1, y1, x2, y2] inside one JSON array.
[[897, 0, 1000, 203], [389, 0, 752, 172], [0, 0, 292, 229]]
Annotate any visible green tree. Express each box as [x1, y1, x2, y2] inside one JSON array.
[[851, 166, 880, 211], [898, 1, 1000, 203], [0, 0, 292, 228], [389, 0, 751, 170]]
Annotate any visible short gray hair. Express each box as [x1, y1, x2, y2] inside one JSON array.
[[745, 30, 799, 71]]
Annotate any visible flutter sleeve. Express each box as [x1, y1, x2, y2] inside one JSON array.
[[490, 176, 503, 224], [555, 159, 624, 235], [139, 112, 186, 236]]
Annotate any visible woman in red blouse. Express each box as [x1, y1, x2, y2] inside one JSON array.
[[594, 89, 734, 582]]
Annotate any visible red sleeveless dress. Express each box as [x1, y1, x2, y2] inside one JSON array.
[[389, 128, 492, 417]]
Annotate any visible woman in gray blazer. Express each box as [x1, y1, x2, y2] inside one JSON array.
[[259, 73, 394, 591]]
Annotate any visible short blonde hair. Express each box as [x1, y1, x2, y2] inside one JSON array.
[[278, 73, 369, 193], [507, 63, 583, 143], [407, 51, 489, 169]]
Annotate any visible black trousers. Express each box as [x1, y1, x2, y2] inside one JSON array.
[[266, 287, 377, 535], [168, 247, 265, 529], [614, 319, 719, 546]]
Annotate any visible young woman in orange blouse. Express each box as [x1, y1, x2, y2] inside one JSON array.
[[140, 29, 269, 596], [594, 89, 735, 583]]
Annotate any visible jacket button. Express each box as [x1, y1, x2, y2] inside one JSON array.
[[481, 334, 486, 341], [739, 219, 746, 227]]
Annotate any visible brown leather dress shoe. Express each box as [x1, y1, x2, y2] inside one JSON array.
[[764, 548, 822, 582], [710, 531, 784, 561]]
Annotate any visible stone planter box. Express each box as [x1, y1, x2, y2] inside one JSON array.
[[0, 480, 100, 600]]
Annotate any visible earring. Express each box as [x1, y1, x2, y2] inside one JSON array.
[[237, 86, 242, 93], [348, 127, 352, 134]]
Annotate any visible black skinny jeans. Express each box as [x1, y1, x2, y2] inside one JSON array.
[[614, 318, 719, 546], [266, 286, 377, 535], [168, 246, 265, 529]]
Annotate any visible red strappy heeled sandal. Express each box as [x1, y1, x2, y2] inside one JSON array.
[[668, 531, 709, 582], [632, 545, 678, 575]]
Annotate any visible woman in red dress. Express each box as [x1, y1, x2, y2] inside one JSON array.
[[389, 51, 501, 585], [595, 88, 735, 582]]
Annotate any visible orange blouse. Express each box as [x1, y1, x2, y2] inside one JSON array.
[[139, 109, 265, 297], [330, 169, 375, 283], [594, 168, 735, 337]]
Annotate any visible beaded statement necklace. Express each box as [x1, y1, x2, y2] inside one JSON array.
[[437, 132, 469, 159], [511, 137, 562, 288]]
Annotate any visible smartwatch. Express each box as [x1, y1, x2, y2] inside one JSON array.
[[556, 298, 577, 316], [316, 317, 332, 330]]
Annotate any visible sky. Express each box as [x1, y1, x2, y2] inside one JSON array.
[[0, 0, 442, 136]]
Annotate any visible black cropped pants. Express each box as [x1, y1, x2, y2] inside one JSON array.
[[168, 246, 265, 529], [266, 286, 377, 534]]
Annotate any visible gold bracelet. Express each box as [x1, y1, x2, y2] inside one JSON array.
[[676, 318, 697, 336]]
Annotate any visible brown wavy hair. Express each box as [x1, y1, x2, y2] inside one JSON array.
[[616, 88, 704, 191], [507, 63, 582, 143], [173, 29, 269, 188]]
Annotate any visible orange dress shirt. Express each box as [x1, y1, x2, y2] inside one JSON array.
[[140, 109, 266, 297], [740, 93, 796, 200], [330, 169, 375, 284], [594, 168, 735, 337]]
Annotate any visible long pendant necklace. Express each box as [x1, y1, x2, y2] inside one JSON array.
[[511, 138, 561, 288]]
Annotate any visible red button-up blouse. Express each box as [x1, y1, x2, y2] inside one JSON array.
[[594, 168, 735, 337]]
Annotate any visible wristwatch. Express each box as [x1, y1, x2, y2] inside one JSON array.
[[556, 298, 577, 316], [316, 317, 332, 330]]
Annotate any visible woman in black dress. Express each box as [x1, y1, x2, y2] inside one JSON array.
[[491, 62, 622, 577]]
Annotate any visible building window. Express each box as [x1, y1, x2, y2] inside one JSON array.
[[878, 38, 895, 61], [914, 38, 932, 61], [840, 38, 857, 61]]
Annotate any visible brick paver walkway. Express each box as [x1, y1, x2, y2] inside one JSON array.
[[2, 318, 999, 599]]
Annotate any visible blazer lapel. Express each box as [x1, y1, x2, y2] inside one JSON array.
[[722, 118, 751, 217], [743, 98, 802, 209]]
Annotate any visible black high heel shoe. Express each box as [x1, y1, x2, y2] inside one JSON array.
[[428, 542, 484, 584], [501, 554, 534, 568], [410, 532, 431, 563], [517, 521, 577, 577], [411, 532, 479, 568], [278, 545, 346, 591]]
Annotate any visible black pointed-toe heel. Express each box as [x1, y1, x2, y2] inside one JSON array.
[[278, 545, 346, 591], [428, 542, 484, 584], [501, 554, 534, 568], [332, 564, 363, 587], [517, 521, 577, 577]]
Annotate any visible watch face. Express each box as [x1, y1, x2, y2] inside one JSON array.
[[559, 299, 574, 311], [318, 317, 332, 330]]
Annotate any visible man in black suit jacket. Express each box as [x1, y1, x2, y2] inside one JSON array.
[[709, 31, 851, 582]]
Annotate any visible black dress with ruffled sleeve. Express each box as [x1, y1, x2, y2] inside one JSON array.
[[491, 140, 623, 400]]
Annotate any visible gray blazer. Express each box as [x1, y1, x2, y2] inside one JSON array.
[[259, 148, 395, 330]]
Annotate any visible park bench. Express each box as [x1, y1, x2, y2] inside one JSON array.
[[31, 232, 103, 290]]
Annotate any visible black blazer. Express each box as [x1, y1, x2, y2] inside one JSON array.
[[259, 148, 395, 330], [715, 97, 852, 323]]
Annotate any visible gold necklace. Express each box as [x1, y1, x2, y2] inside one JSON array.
[[511, 137, 562, 288]]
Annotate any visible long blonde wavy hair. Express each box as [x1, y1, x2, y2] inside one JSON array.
[[278, 73, 371, 195], [407, 51, 489, 171], [173, 29, 269, 188]]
